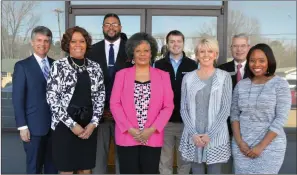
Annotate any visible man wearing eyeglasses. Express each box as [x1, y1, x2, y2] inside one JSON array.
[[218, 33, 251, 174], [87, 13, 130, 174], [219, 33, 251, 89]]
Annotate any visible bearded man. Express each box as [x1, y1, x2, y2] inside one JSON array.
[[87, 13, 129, 174]]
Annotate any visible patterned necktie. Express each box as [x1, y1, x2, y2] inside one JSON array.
[[41, 59, 49, 80], [236, 63, 242, 82], [109, 44, 114, 66]]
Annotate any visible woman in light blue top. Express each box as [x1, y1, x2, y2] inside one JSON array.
[[231, 43, 292, 174], [179, 37, 232, 174]]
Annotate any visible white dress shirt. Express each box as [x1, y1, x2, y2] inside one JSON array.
[[18, 53, 50, 131], [104, 38, 121, 65], [234, 60, 247, 79]]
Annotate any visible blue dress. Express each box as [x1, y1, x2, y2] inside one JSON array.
[[230, 76, 291, 174]]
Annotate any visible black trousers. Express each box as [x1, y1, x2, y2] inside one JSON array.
[[117, 145, 162, 174]]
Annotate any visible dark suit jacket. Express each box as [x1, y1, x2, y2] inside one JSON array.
[[86, 39, 130, 110], [218, 60, 249, 90], [12, 55, 54, 136]]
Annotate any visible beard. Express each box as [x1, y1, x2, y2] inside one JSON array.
[[103, 30, 121, 42]]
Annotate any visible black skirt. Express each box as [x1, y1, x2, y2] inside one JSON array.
[[52, 122, 98, 172], [52, 57, 98, 171]]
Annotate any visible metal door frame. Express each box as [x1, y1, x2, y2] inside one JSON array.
[[66, 2, 228, 63]]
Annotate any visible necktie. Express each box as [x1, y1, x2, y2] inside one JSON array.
[[109, 44, 114, 66], [41, 59, 49, 80], [236, 64, 242, 82], [107, 44, 116, 105]]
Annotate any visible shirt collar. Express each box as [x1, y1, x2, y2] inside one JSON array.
[[105, 37, 121, 47], [169, 53, 183, 63], [33, 53, 48, 63], [234, 59, 247, 67]]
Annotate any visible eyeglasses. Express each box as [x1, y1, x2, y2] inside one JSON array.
[[103, 23, 120, 28], [231, 44, 249, 49]]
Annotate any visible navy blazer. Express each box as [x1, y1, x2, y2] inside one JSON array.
[[218, 60, 249, 90], [86, 39, 131, 110], [12, 55, 54, 136]]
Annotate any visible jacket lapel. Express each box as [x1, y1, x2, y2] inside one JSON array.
[[126, 67, 138, 126], [29, 55, 46, 83], [145, 67, 160, 126], [101, 42, 108, 69], [48, 57, 54, 67], [164, 56, 176, 78], [189, 72, 205, 98], [210, 70, 220, 93], [86, 60, 97, 92], [243, 63, 249, 79], [115, 40, 127, 70]]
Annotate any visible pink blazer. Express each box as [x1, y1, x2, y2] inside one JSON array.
[[110, 66, 174, 147]]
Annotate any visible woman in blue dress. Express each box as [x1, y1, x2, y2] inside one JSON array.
[[231, 43, 292, 174]]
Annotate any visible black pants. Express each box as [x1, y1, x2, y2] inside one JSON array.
[[117, 145, 162, 174]]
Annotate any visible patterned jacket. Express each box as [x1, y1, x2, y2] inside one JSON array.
[[179, 69, 232, 164], [46, 57, 105, 130]]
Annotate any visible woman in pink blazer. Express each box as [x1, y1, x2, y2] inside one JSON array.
[[110, 32, 174, 174]]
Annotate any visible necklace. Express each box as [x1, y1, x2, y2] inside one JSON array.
[[247, 77, 272, 115], [70, 57, 87, 73]]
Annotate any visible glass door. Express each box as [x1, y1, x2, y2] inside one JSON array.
[[69, 8, 145, 43], [68, 7, 225, 61], [146, 9, 224, 62]]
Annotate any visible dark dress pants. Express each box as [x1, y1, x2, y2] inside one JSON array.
[[117, 145, 162, 174], [23, 132, 57, 174]]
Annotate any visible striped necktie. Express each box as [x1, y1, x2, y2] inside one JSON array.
[[236, 63, 242, 82], [41, 59, 49, 80]]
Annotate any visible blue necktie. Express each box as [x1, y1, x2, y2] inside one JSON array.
[[109, 44, 114, 66], [41, 59, 49, 80], [107, 44, 115, 104]]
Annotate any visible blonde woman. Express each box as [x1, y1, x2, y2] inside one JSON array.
[[179, 37, 232, 174]]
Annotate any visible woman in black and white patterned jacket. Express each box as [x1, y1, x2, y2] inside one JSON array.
[[46, 26, 105, 174]]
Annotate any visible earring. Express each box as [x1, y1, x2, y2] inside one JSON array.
[[131, 59, 135, 64]]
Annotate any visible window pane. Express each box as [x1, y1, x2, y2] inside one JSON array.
[[227, 1, 296, 127], [152, 16, 217, 60], [75, 15, 141, 43], [71, 1, 222, 5], [1, 1, 65, 129]]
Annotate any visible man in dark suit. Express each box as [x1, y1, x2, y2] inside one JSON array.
[[218, 33, 251, 89], [12, 26, 57, 174], [87, 13, 129, 174], [218, 33, 251, 174]]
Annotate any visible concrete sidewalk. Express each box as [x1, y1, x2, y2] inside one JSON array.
[[1, 130, 296, 174]]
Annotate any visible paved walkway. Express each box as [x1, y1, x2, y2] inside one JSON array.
[[1, 131, 296, 174]]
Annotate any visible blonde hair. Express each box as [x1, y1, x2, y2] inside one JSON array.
[[194, 37, 219, 57]]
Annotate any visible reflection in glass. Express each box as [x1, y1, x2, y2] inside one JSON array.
[[1, 1, 65, 128], [152, 16, 217, 60], [228, 1, 296, 126], [75, 16, 141, 43]]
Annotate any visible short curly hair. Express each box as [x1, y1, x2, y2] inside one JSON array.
[[61, 26, 92, 54], [125, 32, 158, 64]]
